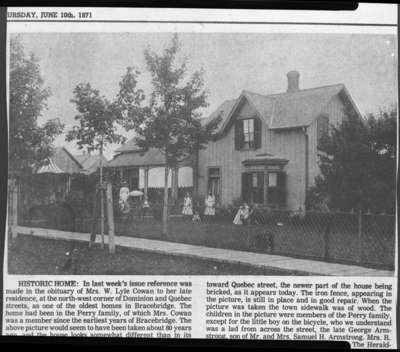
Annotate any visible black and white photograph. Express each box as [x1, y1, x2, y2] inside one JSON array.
[[3, 5, 398, 347], [7, 30, 397, 276]]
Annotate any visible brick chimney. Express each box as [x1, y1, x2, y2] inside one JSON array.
[[287, 70, 300, 92]]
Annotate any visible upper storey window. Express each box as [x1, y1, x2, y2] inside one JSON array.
[[234, 117, 261, 150]]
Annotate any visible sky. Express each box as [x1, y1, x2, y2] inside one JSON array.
[[14, 32, 397, 159]]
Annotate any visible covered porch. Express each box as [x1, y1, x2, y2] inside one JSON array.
[[105, 148, 194, 203]]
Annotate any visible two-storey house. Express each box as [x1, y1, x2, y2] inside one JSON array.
[[197, 71, 362, 211]]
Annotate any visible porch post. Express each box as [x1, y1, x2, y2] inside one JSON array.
[[264, 171, 268, 207], [119, 168, 123, 182], [144, 166, 149, 202]]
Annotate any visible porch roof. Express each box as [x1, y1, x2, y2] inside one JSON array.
[[106, 148, 193, 168]]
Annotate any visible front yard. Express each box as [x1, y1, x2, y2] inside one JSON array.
[[21, 207, 396, 270], [8, 235, 295, 275]]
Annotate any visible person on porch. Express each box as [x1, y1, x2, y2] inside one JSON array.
[[141, 199, 150, 219], [204, 192, 216, 220], [182, 192, 193, 218], [119, 181, 130, 214]]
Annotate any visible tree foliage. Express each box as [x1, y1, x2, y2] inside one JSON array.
[[66, 83, 126, 152], [9, 37, 64, 175], [114, 34, 221, 235], [307, 106, 396, 213], [115, 34, 221, 167]]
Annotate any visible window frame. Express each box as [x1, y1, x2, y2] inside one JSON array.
[[235, 116, 261, 151], [207, 166, 221, 203]]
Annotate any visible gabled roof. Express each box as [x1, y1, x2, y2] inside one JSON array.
[[37, 158, 65, 174], [200, 99, 237, 128], [37, 147, 83, 175], [204, 83, 362, 134], [115, 138, 142, 153], [106, 148, 167, 168], [74, 154, 108, 174]]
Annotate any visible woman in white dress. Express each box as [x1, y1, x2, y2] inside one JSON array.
[[182, 193, 193, 217], [204, 192, 216, 217], [119, 181, 130, 214], [233, 203, 249, 225]]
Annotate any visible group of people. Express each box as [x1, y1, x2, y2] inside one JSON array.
[[119, 182, 258, 225], [232, 203, 259, 225], [119, 182, 150, 218], [182, 192, 259, 225], [182, 192, 216, 222]]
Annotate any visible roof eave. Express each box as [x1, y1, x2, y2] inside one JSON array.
[[242, 158, 289, 166], [269, 125, 308, 130]]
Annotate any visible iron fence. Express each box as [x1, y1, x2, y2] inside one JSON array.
[[18, 196, 395, 270]]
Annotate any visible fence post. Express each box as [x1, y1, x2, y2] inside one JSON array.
[[357, 210, 363, 263], [323, 211, 331, 261], [10, 179, 18, 239], [106, 182, 116, 254], [247, 220, 252, 250]]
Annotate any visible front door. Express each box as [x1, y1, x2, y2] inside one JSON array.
[[241, 172, 264, 204]]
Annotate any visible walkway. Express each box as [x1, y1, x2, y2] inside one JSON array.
[[15, 226, 394, 276]]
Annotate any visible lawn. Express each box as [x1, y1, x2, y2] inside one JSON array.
[[112, 215, 395, 269], [8, 235, 300, 275], [21, 209, 396, 270]]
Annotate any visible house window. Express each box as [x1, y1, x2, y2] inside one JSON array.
[[267, 172, 286, 208], [125, 168, 139, 190], [235, 118, 261, 150], [243, 119, 255, 148], [242, 172, 264, 204], [208, 167, 221, 200]]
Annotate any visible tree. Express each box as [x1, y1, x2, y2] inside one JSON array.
[[115, 34, 221, 237], [307, 105, 396, 213], [9, 37, 64, 177], [66, 83, 126, 245]]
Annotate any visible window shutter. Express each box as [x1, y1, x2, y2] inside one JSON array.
[[234, 120, 243, 150], [277, 172, 286, 208], [254, 118, 262, 149]]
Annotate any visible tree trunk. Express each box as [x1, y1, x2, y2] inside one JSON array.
[[193, 148, 199, 198], [9, 176, 18, 239], [162, 164, 169, 238]]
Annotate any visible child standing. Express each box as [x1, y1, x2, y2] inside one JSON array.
[[182, 192, 193, 218], [204, 192, 216, 218]]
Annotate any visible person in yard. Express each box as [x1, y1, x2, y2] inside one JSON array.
[[233, 202, 250, 225], [204, 192, 216, 219], [248, 203, 261, 225], [141, 199, 150, 219], [119, 181, 130, 214], [192, 200, 201, 222], [192, 210, 201, 222], [182, 192, 193, 218]]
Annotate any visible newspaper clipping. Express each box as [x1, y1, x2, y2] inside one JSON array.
[[3, 4, 398, 349]]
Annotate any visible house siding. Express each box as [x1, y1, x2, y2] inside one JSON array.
[[198, 99, 307, 210], [308, 95, 347, 187], [199, 94, 348, 210]]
